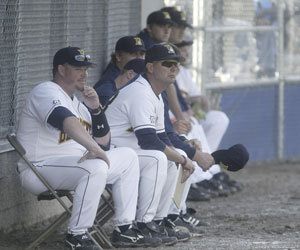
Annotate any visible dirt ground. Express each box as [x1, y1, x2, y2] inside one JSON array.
[[1, 162, 300, 250]]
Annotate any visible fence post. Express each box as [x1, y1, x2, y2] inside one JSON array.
[[277, 0, 285, 161]]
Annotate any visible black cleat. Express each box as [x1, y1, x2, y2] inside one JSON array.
[[213, 172, 243, 192], [111, 225, 162, 248], [164, 217, 191, 242], [65, 233, 101, 250], [155, 220, 178, 246], [197, 179, 230, 197], [187, 185, 211, 201], [181, 211, 210, 228], [137, 221, 177, 246], [170, 213, 206, 234]]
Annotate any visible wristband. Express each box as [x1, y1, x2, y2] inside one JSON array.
[[89, 105, 103, 115], [92, 112, 110, 137]]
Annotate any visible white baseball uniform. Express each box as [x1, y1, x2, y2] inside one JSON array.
[[176, 66, 230, 178], [17, 81, 139, 234], [105, 75, 179, 222]]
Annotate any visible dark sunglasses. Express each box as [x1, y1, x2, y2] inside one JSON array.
[[75, 54, 91, 62], [161, 61, 179, 68]]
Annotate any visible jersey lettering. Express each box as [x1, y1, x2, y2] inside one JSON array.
[[59, 118, 91, 143]]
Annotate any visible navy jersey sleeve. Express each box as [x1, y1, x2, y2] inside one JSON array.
[[167, 132, 196, 159], [161, 91, 175, 133], [47, 106, 75, 131], [135, 128, 166, 151], [174, 81, 189, 112]]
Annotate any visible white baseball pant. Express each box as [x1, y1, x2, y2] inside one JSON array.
[[135, 149, 178, 223], [19, 147, 139, 235]]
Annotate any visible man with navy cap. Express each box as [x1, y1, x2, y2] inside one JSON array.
[[16, 46, 148, 249], [94, 35, 146, 89], [105, 43, 216, 244], [137, 10, 174, 49]]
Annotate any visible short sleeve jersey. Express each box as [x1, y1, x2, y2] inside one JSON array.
[[17, 81, 91, 162], [176, 65, 201, 97], [105, 75, 165, 150]]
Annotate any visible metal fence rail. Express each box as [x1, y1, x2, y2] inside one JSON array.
[[165, 0, 300, 162]]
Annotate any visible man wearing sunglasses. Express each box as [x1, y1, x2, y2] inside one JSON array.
[[16, 46, 161, 249], [105, 43, 215, 244]]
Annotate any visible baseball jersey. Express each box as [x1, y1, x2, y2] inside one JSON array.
[[176, 65, 201, 97], [105, 75, 165, 150], [94, 62, 121, 89], [17, 81, 91, 162]]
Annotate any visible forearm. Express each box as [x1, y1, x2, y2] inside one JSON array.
[[63, 116, 99, 152], [163, 145, 185, 164]]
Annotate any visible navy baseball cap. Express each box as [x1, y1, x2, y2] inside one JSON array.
[[145, 43, 181, 63], [53, 46, 94, 68], [124, 58, 145, 74], [212, 144, 249, 172], [147, 10, 175, 26], [161, 7, 193, 28], [175, 40, 193, 48], [115, 36, 146, 53]]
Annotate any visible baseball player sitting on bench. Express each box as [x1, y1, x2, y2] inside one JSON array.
[[95, 58, 145, 107], [16, 46, 161, 249], [160, 7, 241, 204], [94, 35, 146, 90], [104, 43, 215, 244], [96, 39, 189, 246]]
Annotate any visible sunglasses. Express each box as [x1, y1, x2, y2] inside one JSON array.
[[75, 54, 91, 62], [161, 61, 179, 68]]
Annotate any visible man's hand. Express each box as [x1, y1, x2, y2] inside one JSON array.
[[81, 86, 101, 110], [78, 147, 110, 167], [187, 139, 202, 151], [174, 119, 191, 135], [193, 150, 215, 171], [181, 157, 195, 183]]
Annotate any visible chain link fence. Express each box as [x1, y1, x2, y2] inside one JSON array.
[[165, 0, 300, 162], [0, 0, 141, 145]]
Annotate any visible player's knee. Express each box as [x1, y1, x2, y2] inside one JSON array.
[[143, 150, 168, 180], [152, 150, 168, 168], [120, 147, 140, 172], [86, 159, 109, 179], [207, 110, 230, 128], [167, 161, 179, 177]]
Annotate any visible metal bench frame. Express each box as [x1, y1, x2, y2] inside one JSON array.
[[7, 134, 114, 249]]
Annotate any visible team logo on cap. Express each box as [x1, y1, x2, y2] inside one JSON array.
[[134, 37, 142, 46], [78, 49, 85, 55], [164, 44, 175, 54], [162, 11, 171, 19]]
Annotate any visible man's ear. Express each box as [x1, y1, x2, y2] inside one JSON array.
[[145, 62, 154, 74], [57, 64, 66, 76], [146, 24, 154, 34], [126, 69, 135, 80]]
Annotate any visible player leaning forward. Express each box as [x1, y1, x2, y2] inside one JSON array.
[[16, 47, 159, 250], [105, 43, 215, 244]]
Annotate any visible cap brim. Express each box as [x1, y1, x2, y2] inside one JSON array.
[[125, 47, 146, 53], [70, 61, 96, 67], [177, 20, 193, 29], [154, 20, 175, 26], [159, 54, 181, 62]]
